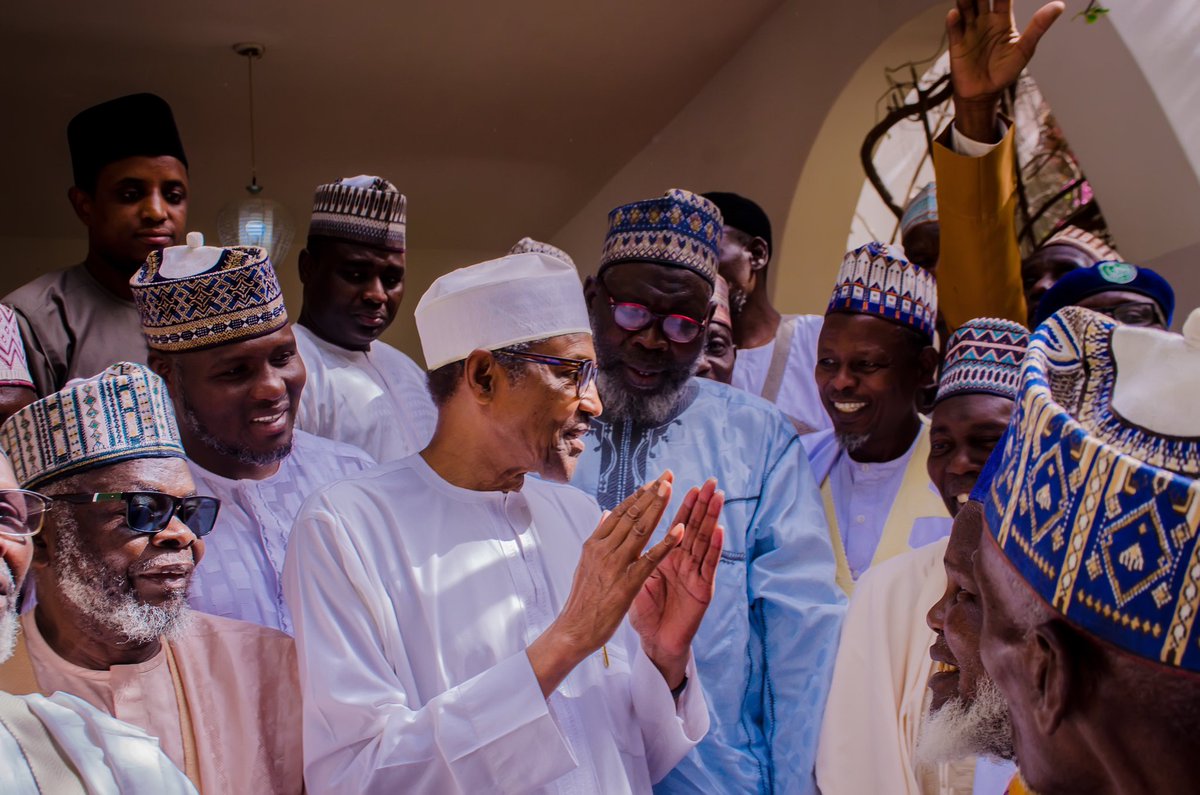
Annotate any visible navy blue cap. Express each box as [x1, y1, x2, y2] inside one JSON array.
[[1033, 260, 1175, 327]]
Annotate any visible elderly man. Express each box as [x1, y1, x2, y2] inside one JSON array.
[[131, 233, 374, 633], [6, 94, 189, 394], [286, 251, 722, 793], [817, 318, 1028, 795], [805, 243, 947, 592], [573, 189, 844, 794], [1033, 260, 1174, 329], [695, 276, 735, 385], [294, 176, 437, 461], [0, 451, 198, 795], [0, 362, 302, 794], [976, 305, 1200, 795]]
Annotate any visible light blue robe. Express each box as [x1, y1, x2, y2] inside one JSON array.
[[572, 377, 846, 794]]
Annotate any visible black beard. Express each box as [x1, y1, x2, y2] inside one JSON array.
[[181, 398, 291, 468]]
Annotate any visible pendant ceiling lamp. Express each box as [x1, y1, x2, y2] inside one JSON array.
[[216, 43, 296, 264]]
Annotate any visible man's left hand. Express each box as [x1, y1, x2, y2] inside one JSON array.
[[630, 478, 725, 690]]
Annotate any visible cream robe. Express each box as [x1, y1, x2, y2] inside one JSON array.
[[0, 611, 303, 795], [293, 323, 437, 462], [284, 454, 708, 794]]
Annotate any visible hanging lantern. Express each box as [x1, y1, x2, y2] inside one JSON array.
[[217, 43, 296, 263]]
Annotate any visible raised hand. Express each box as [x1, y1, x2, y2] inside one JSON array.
[[947, 0, 1064, 140], [630, 479, 725, 690], [526, 471, 686, 697]]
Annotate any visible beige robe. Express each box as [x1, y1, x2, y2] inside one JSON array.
[[0, 611, 303, 795], [816, 537, 976, 795]]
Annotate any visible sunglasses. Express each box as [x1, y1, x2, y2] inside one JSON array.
[[607, 298, 705, 344], [50, 492, 221, 538], [494, 349, 598, 398], [0, 489, 54, 539], [1089, 301, 1165, 328]]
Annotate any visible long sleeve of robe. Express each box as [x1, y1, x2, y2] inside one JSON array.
[[283, 455, 707, 795], [572, 377, 846, 794]]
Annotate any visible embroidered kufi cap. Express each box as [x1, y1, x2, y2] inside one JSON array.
[[0, 306, 33, 389], [309, 175, 406, 251], [415, 252, 591, 369], [0, 362, 185, 489], [935, 318, 1029, 405], [67, 93, 187, 191], [598, 189, 722, 287], [130, 232, 287, 353], [1033, 260, 1175, 327], [826, 242, 938, 341], [1042, 225, 1120, 264], [509, 237, 575, 267], [984, 306, 1200, 671], [900, 182, 938, 238]]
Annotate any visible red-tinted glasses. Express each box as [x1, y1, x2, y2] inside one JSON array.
[[607, 298, 705, 344]]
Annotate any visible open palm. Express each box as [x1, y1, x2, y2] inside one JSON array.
[[630, 479, 724, 664], [948, 0, 1065, 102]]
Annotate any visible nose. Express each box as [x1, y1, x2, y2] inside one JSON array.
[[250, 366, 288, 403], [829, 364, 857, 393], [631, 322, 669, 351], [927, 588, 951, 633], [696, 356, 713, 377], [150, 513, 199, 550], [141, 189, 168, 223], [362, 276, 387, 305], [579, 378, 602, 418], [946, 446, 978, 479]]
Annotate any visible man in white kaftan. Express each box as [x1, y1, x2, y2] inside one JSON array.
[[286, 252, 724, 793]]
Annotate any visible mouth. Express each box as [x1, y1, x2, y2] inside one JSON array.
[[623, 364, 664, 389], [136, 561, 194, 589], [249, 408, 289, 435], [832, 401, 867, 414], [136, 230, 175, 247], [956, 493, 970, 505], [932, 660, 960, 674], [562, 424, 590, 455], [355, 313, 387, 329]]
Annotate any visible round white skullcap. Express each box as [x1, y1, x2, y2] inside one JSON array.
[[415, 252, 592, 369]]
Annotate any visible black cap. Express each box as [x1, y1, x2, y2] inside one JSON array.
[[67, 93, 188, 191], [701, 191, 772, 254]]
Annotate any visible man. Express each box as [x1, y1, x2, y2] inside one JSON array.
[[976, 305, 1200, 795], [285, 251, 721, 793], [511, 236, 577, 265], [0, 362, 303, 794], [1020, 227, 1119, 326], [294, 176, 437, 461], [817, 317, 1027, 795], [573, 189, 845, 793], [131, 233, 374, 633], [6, 93, 188, 395], [0, 451, 198, 794], [805, 242, 946, 593], [1033, 259, 1174, 328], [695, 275, 735, 385], [704, 191, 831, 434], [0, 306, 37, 423], [900, 183, 940, 274]]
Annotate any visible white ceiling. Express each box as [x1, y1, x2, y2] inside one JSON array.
[[0, 0, 783, 253]]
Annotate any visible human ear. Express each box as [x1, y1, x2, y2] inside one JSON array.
[[583, 274, 598, 305], [464, 349, 498, 404], [748, 236, 770, 273], [297, 248, 314, 286], [1029, 619, 1077, 736], [68, 186, 92, 226], [918, 345, 940, 390]]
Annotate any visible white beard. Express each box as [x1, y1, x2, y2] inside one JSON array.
[[915, 673, 1015, 767], [0, 559, 17, 664]]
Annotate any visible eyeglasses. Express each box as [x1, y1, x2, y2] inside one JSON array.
[[0, 490, 53, 539], [494, 349, 598, 398], [607, 298, 705, 344], [1089, 301, 1165, 328], [49, 492, 221, 538]]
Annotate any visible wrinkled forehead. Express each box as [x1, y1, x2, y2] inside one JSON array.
[[601, 261, 713, 312], [43, 457, 196, 498]]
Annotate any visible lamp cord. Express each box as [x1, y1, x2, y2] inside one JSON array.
[[246, 53, 259, 191]]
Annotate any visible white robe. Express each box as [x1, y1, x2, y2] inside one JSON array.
[[293, 323, 437, 462], [730, 313, 831, 434], [0, 691, 196, 795], [187, 429, 375, 633], [283, 454, 708, 795]]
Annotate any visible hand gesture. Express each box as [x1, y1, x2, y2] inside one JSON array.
[[630, 479, 725, 689], [527, 471, 685, 696], [948, 0, 1064, 104]]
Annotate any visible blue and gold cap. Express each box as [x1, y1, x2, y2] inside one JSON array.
[[985, 306, 1200, 670], [598, 189, 722, 287], [826, 242, 938, 341], [0, 362, 185, 489], [131, 232, 287, 353]]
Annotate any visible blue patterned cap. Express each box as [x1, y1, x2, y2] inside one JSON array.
[[985, 306, 1200, 671], [935, 318, 1029, 405], [900, 182, 937, 237], [598, 189, 723, 287], [826, 242, 938, 340], [0, 362, 185, 489], [131, 232, 288, 353]]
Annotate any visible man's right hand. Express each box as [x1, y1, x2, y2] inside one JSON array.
[[527, 471, 684, 697], [948, 0, 1064, 142]]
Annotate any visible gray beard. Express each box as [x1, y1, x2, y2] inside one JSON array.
[[835, 432, 871, 453], [595, 358, 699, 426], [0, 560, 17, 664], [181, 399, 291, 469], [52, 512, 193, 646], [915, 673, 1015, 767]]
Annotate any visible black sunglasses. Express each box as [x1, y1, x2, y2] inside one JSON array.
[[494, 349, 598, 398], [50, 492, 221, 538]]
